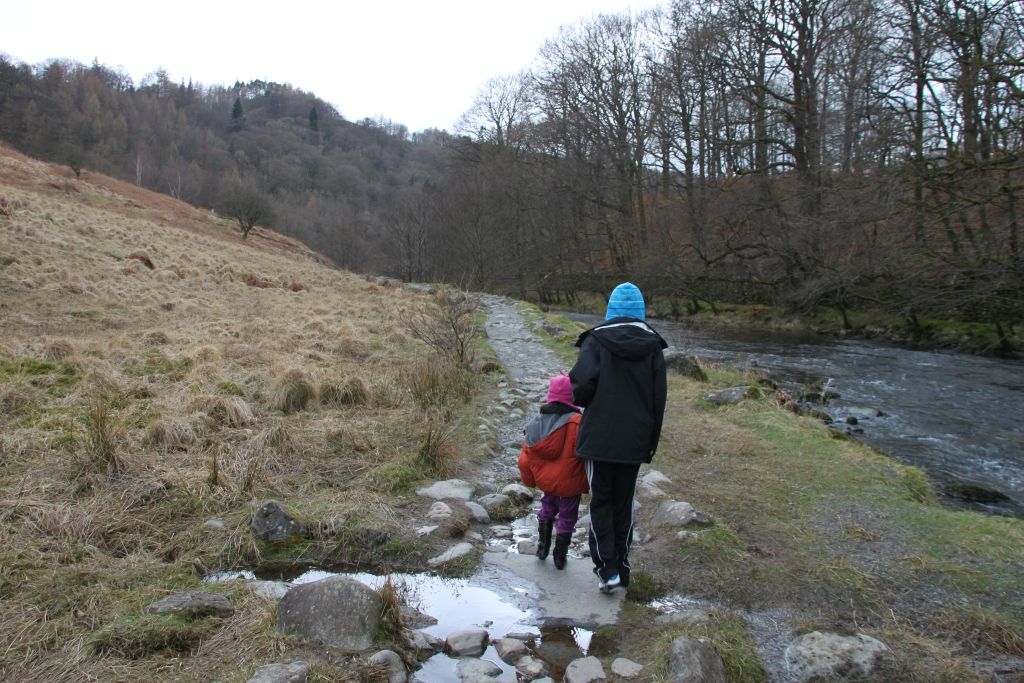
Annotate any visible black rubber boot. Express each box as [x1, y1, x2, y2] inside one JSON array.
[[536, 518, 554, 560], [552, 533, 571, 570]]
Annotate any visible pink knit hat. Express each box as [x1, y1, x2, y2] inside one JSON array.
[[546, 374, 579, 409]]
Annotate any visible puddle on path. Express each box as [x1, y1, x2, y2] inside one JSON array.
[[208, 567, 610, 682]]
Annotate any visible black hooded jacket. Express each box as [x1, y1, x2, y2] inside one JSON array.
[[569, 317, 668, 464]]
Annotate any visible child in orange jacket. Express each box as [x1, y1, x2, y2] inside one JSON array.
[[518, 374, 588, 569]]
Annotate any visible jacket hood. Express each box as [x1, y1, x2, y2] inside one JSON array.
[[524, 412, 577, 458], [576, 318, 668, 360]]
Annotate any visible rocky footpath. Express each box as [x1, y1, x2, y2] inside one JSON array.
[[221, 294, 896, 683]]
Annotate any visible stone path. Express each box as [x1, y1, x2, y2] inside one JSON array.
[[476, 295, 626, 626]]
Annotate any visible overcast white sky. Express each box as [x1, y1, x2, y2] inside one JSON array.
[[0, 0, 663, 133]]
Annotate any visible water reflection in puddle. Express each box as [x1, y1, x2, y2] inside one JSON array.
[[208, 567, 602, 682]]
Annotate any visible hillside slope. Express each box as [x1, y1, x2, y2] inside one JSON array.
[[0, 145, 463, 681]]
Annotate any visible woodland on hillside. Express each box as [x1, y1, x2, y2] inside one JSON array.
[[1, 0, 1022, 344]]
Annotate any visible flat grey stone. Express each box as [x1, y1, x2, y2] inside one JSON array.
[[478, 493, 512, 511], [246, 660, 310, 683], [455, 657, 502, 681], [403, 628, 444, 661], [203, 518, 226, 530], [611, 658, 644, 678], [427, 501, 454, 521], [251, 500, 308, 543], [145, 591, 234, 618], [428, 542, 475, 567], [417, 479, 475, 501], [250, 580, 290, 600]]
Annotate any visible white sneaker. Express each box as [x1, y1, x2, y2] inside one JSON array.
[[598, 574, 621, 593]]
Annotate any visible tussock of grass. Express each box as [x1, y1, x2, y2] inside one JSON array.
[[188, 394, 256, 428], [268, 368, 315, 413], [146, 414, 203, 452], [42, 338, 75, 361], [81, 396, 126, 477], [319, 375, 369, 408], [416, 423, 459, 477]]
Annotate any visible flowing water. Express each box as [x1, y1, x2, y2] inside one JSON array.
[[567, 313, 1024, 517]]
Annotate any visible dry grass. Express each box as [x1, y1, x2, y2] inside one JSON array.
[[268, 368, 315, 413], [0, 146, 457, 681]]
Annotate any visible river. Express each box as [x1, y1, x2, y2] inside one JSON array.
[[565, 314, 1024, 518]]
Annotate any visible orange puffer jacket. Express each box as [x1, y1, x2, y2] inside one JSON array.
[[518, 410, 588, 497]]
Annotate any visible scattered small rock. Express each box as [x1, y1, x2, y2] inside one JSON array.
[[202, 518, 226, 531], [652, 500, 697, 528], [611, 657, 644, 678], [516, 654, 547, 679], [250, 580, 291, 600], [402, 628, 444, 660], [427, 501, 454, 521], [784, 631, 889, 682], [445, 628, 490, 657], [478, 493, 512, 513], [702, 386, 751, 405], [464, 501, 491, 523], [455, 656, 502, 681], [668, 636, 726, 683], [368, 649, 407, 683], [564, 655, 606, 683], [251, 500, 309, 544], [664, 351, 708, 382], [494, 637, 530, 664], [501, 483, 535, 504]]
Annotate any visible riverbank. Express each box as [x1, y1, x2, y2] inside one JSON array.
[[536, 292, 1023, 359]]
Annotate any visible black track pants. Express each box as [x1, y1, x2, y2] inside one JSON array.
[[585, 460, 641, 583]]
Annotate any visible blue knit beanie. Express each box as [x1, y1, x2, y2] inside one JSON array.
[[605, 282, 645, 320]]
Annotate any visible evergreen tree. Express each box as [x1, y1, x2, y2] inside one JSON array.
[[231, 96, 244, 131], [308, 105, 318, 132]]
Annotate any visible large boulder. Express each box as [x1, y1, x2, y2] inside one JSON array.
[[784, 631, 889, 682], [276, 576, 381, 650], [463, 501, 491, 523], [667, 637, 726, 683], [664, 351, 708, 382], [251, 500, 308, 543], [145, 591, 234, 618]]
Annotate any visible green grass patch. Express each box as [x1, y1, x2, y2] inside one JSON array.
[[216, 379, 245, 396], [88, 612, 220, 658], [0, 357, 80, 397], [125, 351, 192, 379]]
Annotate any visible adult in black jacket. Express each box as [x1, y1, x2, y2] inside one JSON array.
[[570, 282, 668, 593]]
